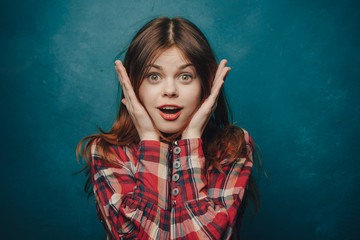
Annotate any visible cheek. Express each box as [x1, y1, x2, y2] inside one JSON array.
[[138, 83, 159, 111], [138, 84, 148, 105], [189, 85, 202, 107]]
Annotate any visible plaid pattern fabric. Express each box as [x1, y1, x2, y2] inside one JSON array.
[[90, 130, 253, 240]]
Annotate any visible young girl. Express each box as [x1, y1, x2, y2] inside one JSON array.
[[77, 17, 260, 240]]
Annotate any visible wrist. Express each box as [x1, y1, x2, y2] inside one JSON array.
[[181, 130, 201, 139], [140, 132, 159, 141]]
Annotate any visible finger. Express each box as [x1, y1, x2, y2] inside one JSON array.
[[209, 70, 228, 106], [211, 67, 230, 95], [121, 98, 127, 106], [201, 78, 224, 112], [115, 61, 132, 92], [214, 59, 228, 81], [115, 61, 139, 106], [209, 79, 224, 101], [122, 79, 138, 105], [213, 62, 229, 92], [115, 60, 125, 84], [219, 66, 231, 82], [116, 67, 131, 106], [115, 61, 130, 100]]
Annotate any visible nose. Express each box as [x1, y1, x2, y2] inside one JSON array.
[[161, 79, 178, 97]]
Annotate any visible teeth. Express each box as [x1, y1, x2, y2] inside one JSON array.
[[161, 107, 178, 110]]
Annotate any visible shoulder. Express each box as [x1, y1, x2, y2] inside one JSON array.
[[211, 127, 254, 167], [241, 128, 254, 156], [208, 128, 253, 185], [242, 128, 250, 143], [226, 127, 254, 158], [226, 128, 254, 172]]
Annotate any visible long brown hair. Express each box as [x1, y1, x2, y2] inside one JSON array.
[[76, 16, 263, 232]]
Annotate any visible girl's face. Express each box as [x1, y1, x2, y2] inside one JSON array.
[[139, 47, 202, 134]]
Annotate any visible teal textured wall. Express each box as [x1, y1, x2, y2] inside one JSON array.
[[1, 0, 359, 239]]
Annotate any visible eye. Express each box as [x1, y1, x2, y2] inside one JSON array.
[[148, 73, 160, 82], [179, 74, 192, 82]]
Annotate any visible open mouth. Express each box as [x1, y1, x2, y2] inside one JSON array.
[[159, 106, 181, 114], [158, 106, 182, 120]]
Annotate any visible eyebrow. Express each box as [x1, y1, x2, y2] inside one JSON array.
[[148, 63, 194, 70]]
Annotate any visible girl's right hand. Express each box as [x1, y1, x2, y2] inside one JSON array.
[[115, 60, 159, 141]]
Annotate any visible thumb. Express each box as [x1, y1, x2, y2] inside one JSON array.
[[121, 98, 127, 106]]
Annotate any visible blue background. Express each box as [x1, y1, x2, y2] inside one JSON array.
[[1, 0, 359, 239]]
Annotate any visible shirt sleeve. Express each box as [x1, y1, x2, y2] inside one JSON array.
[[90, 140, 170, 240], [207, 129, 254, 238], [169, 130, 253, 240]]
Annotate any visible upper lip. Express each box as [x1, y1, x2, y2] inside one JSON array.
[[157, 104, 183, 109]]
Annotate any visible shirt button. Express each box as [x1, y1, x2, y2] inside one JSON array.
[[172, 188, 179, 197], [173, 161, 181, 169], [174, 146, 181, 155], [172, 174, 179, 182], [174, 141, 178, 146]]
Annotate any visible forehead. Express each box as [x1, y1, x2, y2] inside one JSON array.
[[152, 47, 191, 67]]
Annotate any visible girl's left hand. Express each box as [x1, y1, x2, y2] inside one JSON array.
[[181, 59, 231, 139]]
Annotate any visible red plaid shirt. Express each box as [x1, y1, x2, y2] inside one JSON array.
[[90, 130, 253, 240]]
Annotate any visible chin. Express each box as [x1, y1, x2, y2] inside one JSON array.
[[157, 125, 183, 135], [159, 128, 180, 134]]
